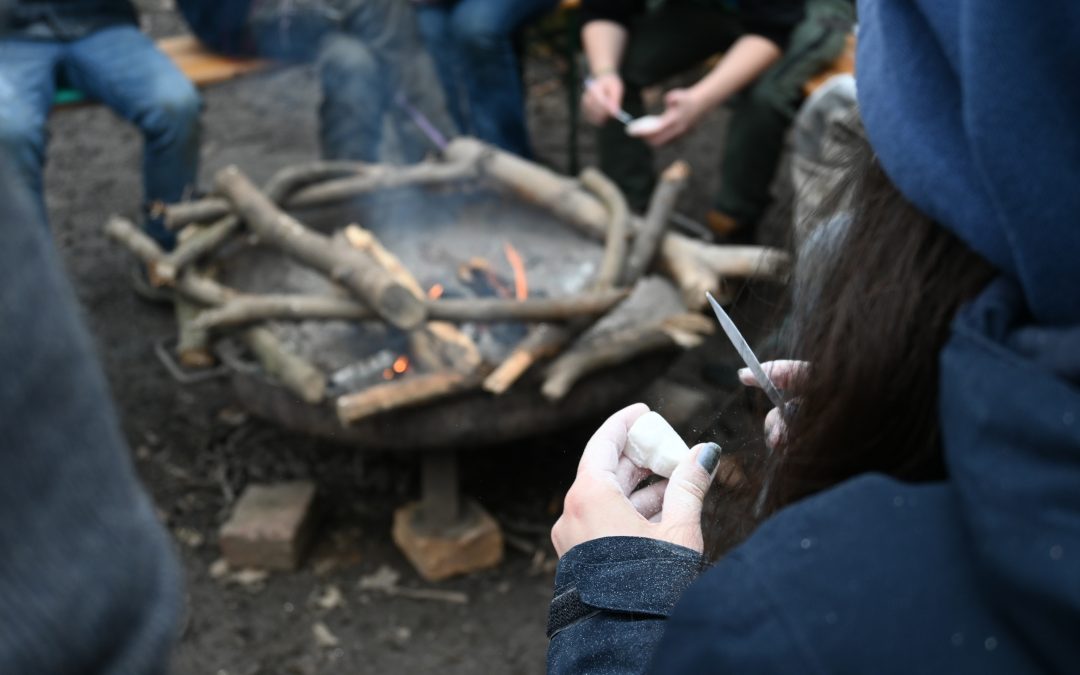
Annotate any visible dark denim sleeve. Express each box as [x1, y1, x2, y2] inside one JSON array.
[[0, 159, 180, 673], [546, 536, 705, 675]]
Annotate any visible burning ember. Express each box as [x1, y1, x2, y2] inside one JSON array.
[[427, 283, 445, 300], [383, 355, 410, 380], [503, 242, 528, 301]]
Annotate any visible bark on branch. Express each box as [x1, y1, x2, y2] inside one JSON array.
[[104, 215, 326, 403], [215, 166, 426, 330]]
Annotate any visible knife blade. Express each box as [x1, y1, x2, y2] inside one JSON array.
[[706, 292, 786, 411]]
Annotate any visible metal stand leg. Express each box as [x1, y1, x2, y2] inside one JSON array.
[[417, 451, 460, 531]]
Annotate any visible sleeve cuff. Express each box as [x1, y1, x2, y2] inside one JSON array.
[[547, 536, 705, 638]]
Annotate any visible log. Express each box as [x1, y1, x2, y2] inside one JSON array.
[[481, 166, 633, 394], [541, 278, 708, 400], [541, 315, 713, 401], [155, 215, 238, 283], [445, 139, 789, 306], [215, 166, 426, 330], [579, 168, 629, 288], [336, 371, 473, 425], [343, 225, 425, 300], [339, 223, 481, 376], [444, 138, 609, 241], [430, 290, 628, 322], [287, 160, 479, 209], [410, 321, 483, 375], [165, 160, 368, 229], [245, 326, 326, 404], [175, 299, 214, 368], [189, 289, 631, 334], [192, 294, 372, 331], [622, 161, 688, 285], [104, 216, 326, 403], [660, 236, 789, 308]]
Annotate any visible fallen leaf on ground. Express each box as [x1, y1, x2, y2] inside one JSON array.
[[230, 568, 268, 587], [312, 621, 340, 648], [209, 558, 230, 579], [358, 565, 400, 592], [316, 585, 345, 610]]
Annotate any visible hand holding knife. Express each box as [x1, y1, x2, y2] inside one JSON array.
[[706, 293, 788, 415]]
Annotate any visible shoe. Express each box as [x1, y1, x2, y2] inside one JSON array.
[[706, 210, 757, 245]]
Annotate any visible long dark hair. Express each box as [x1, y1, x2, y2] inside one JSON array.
[[760, 139, 996, 513]]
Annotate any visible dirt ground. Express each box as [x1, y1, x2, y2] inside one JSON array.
[[42, 6, 790, 674]]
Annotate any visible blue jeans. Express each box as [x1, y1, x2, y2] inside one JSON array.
[[246, 0, 456, 163], [0, 26, 200, 247], [416, 0, 557, 158]]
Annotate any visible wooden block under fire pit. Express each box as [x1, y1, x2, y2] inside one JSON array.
[[392, 500, 503, 582], [219, 481, 319, 571]]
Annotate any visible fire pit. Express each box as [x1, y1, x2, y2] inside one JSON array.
[[105, 138, 789, 578]]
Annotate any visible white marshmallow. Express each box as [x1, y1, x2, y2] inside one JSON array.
[[625, 411, 691, 478], [625, 115, 664, 137]]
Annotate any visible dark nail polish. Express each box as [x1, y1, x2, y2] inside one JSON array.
[[697, 442, 722, 476]]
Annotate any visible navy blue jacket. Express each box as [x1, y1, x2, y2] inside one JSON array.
[[2, 0, 137, 40], [548, 278, 1080, 673]]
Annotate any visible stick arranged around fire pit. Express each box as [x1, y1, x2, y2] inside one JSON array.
[[215, 167, 428, 331], [105, 140, 793, 425]]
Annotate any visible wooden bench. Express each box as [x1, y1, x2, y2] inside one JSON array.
[[53, 35, 269, 107]]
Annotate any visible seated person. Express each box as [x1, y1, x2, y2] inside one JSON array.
[[582, 0, 853, 243], [0, 0, 201, 250], [412, 0, 559, 158], [178, 0, 457, 164]]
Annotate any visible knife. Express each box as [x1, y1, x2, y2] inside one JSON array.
[[706, 292, 786, 411]]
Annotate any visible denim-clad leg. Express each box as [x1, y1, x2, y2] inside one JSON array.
[[415, 8, 467, 133], [317, 32, 384, 162], [336, 0, 457, 153], [0, 39, 65, 224], [63, 26, 201, 247], [417, 0, 557, 157]]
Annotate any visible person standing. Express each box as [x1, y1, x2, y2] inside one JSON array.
[[0, 0, 201, 250]]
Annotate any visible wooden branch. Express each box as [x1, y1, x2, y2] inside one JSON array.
[[215, 166, 426, 330], [165, 197, 231, 230], [481, 163, 636, 395], [165, 160, 368, 229], [245, 326, 326, 404], [343, 225, 425, 300], [430, 290, 628, 322], [660, 235, 789, 308], [541, 313, 713, 401], [338, 223, 481, 376], [155, 215, 239, 283], [622, 161, 688, 285], [192, 294, 372, 331], [579, 168, 629, 288], [104, 215, 326, 403], [443, 138, 609, 241], [188, 289, 631, 334], [175, 299, 214, 368], [336, 371, 473, 425], [410, 321, 483, 375], [444, 139, 789, 307], [287, 160, 480, 210]]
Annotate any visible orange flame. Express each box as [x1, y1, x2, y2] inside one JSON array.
[[392, 355, 409, 374], [427, 283, 444, 300], [503, 242, 528, 301]]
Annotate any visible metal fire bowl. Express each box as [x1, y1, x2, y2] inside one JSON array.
[[228, 353, 675, 450], [211, 181, 677, 450]]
